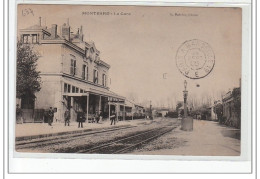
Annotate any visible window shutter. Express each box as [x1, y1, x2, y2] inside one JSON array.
[[93, 70, 96, 83], [70, 66, 73, 75], [70, 59, 74, 75], [82, 66, 84, 79], [97, 71, 99, 84], [86, 66, 89, 80], [74, 60, 76, 75]]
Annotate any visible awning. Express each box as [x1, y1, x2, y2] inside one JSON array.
[[63, 93, 89, 97], [62, 78, 125, 101], [88, 86, 125, 101]]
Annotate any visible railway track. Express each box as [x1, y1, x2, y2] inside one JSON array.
[[78, 126, 176, 154], [16, 125, 136, 150]]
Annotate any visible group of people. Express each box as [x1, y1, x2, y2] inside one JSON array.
[[90, 110, 103, 123], [16, 105, 117, 127], [63, 109, 117, 128]]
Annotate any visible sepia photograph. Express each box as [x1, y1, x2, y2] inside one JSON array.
[[15, 4, 242, 156]]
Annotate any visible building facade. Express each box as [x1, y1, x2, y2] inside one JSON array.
[[222, 91, 240, 128], [18, 18, 125, 122]]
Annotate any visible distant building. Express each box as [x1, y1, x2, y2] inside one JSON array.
[[157, 108, 169, 117], [222, 90, 240, 128], [18, 17, 125, 122], [123, 99, 145, 120], [210, 100, 221, 121]]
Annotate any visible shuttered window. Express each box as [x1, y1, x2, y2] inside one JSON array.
[[70, 59, 76, 76], [102, 74, 106, 87], [93, 69, 98, 84], [82, 65, 86, 80]]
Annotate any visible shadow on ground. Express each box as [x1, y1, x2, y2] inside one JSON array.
[[220, 127, 240, 140]]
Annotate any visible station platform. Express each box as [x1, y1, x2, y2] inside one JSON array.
[[15, 119, 151, 140]]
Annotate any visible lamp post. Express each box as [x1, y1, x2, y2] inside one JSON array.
[[149, 100, 153, 120], [183, 80, 188, 118]]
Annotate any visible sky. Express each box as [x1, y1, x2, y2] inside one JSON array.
[[17, 5, 242, 108]]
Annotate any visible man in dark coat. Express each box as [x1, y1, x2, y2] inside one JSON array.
[[110, 110, 116, 125], [48, 107, 54, 126], [95, 110, 99, 123], [64, 108, 70, 126], [77, 111, 85, 128]]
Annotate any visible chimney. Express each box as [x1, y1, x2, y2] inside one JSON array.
[[39, 17, 41, 26], [79, 25, 83, 41], [51, 24, 57, 39], [62, 21, 70, 41], [80, 26, 83, 34]]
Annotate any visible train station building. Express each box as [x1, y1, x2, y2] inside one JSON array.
[[17, 17, 138, 123]]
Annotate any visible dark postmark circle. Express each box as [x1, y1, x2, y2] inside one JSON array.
[[176, 39, 215, 79]]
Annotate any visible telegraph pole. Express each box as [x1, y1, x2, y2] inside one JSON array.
[[181, 80, 193, 131], [149, 100, 153, 120], [183, 80, 188, 118]]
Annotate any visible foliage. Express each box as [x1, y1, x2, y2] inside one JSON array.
[[232, 87, 241, 117], [16, 41, 41, 98], [189, 110, 198, 118], [166, 111, 178, 118], [176, 102, 183, 111], [214, 103, 223, 123]]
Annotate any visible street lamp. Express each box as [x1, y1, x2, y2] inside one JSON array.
[[184, 80, 187, 90], [183, 80, 188, 118], [149, 100, 153, 120]]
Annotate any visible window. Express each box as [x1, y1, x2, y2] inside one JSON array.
[[85, 48, 89, 58], [82, 65, 86, 80], [86, 66, 89, 80], [72, 86, 75, 93], [93, 69, 98, 84], [67, 85, 71, 93], [82, 64, 89, 80], [70, 59, 76, 76], [64, 83, 68, 93], [102, 74, 106, 87], [32, 34, 38, 43], [23, 34, 29, 43], [90, 48, 95, 61], [76, 88, 79, 93]]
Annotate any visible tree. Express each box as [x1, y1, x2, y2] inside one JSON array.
[[176, 102, 183, 111], [199, 104, 211, 120], [214, 103, 223, 123], [16, 41, 41, 108]]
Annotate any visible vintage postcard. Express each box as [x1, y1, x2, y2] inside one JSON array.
[[15, 4, 243, 157]]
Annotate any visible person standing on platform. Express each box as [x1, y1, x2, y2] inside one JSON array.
[[95, 110, 99, 123], [110, 110, 116, 125], [48, 107, 54, 126], [64, 108, 70, 126], [99, 110, 103, 123], [77, 111, 85, 128]]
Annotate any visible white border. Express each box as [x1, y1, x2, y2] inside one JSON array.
[[8, 0, 252, 173]]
